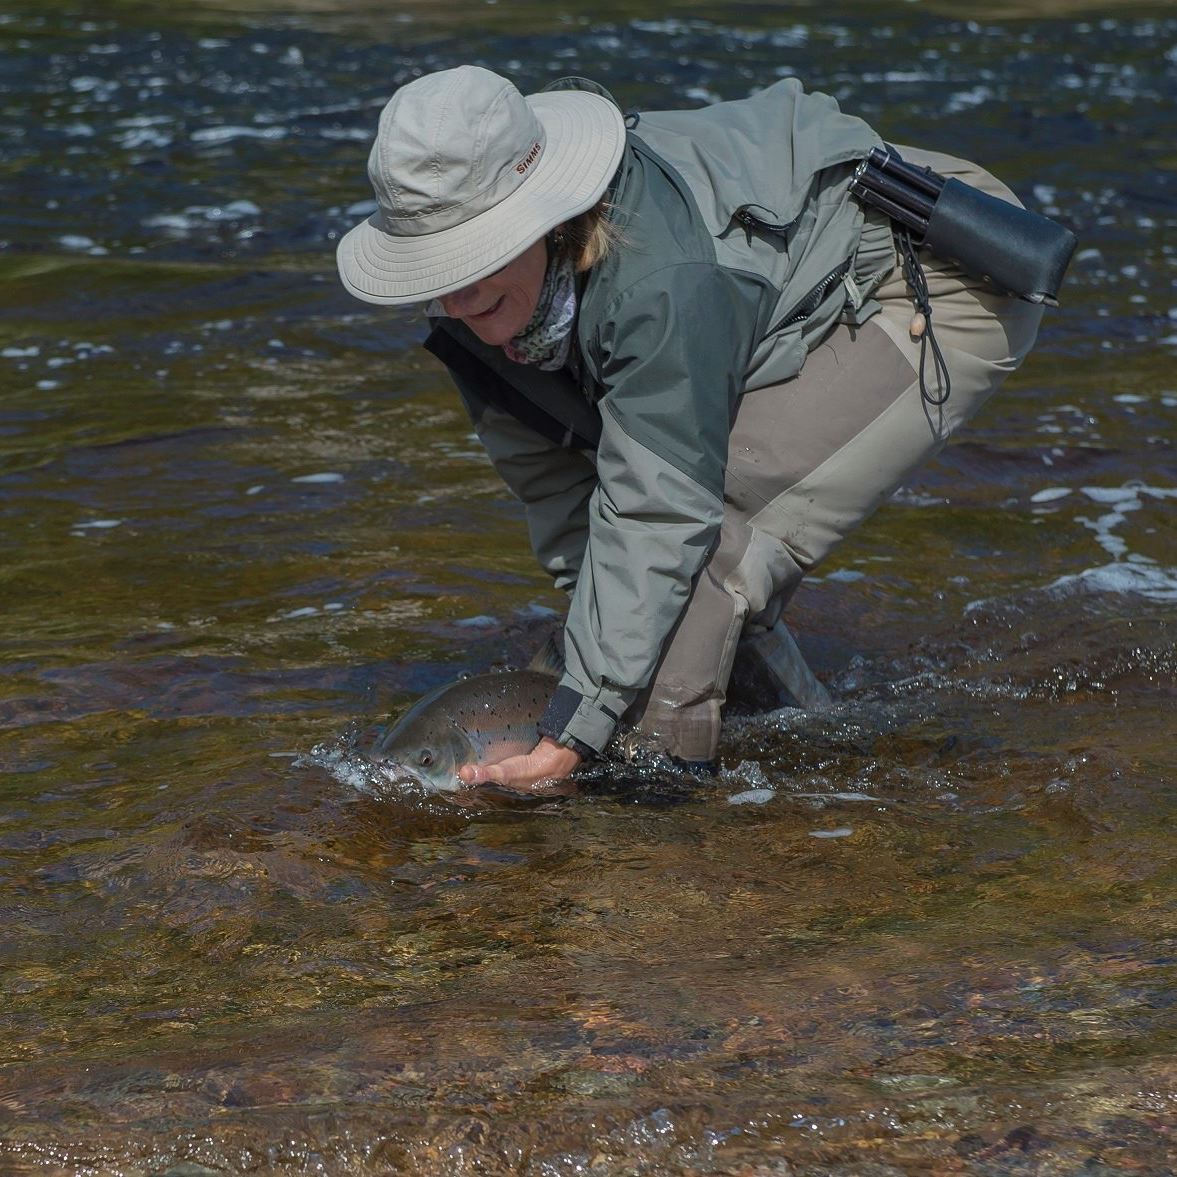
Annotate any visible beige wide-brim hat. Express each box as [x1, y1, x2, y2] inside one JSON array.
[[337, 66, 626, 306]]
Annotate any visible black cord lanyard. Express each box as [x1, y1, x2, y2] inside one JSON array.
[[896, 226, 951, 407]]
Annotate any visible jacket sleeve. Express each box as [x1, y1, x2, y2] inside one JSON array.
[[471, 403, 596, 594], [538, 262, 762, 752], [427, 318, 602, 594]]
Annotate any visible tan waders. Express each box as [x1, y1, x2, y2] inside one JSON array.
[[629, 150, 1046, 763]]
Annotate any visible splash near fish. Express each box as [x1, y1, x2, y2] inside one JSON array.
[[371, 669, 556, 793]]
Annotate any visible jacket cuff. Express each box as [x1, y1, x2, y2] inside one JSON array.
[[538, 682, 630, 755]]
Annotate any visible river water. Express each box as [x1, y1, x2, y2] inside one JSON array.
[[1, 1, 1175, 1173]]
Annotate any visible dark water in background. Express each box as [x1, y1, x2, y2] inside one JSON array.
[[1, 1, 1175, 1172]]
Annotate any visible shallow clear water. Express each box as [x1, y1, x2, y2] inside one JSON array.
[[1, 2, 1175, 1173]]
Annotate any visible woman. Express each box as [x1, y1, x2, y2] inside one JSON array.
[[337, 65, 1043, 791]]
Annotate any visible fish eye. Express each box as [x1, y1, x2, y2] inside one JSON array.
[[418, 750, 434, 768]]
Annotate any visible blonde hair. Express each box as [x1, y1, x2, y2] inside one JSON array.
[[555, 197, 621, 272]]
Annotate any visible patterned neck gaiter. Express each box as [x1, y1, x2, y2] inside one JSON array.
[[501, 252, 577, 370]]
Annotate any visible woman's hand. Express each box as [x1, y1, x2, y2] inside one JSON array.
[[458, 737, 582, 793]]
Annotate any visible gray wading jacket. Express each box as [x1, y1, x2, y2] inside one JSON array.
[[424, 78, 895, 754]]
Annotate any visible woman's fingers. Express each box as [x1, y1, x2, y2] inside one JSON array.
[[458, 739, 582, 792]]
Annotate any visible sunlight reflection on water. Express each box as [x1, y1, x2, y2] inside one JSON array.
[[0, 1, 1175, 1172]]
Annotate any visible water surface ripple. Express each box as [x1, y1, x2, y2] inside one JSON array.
[[1, 2, 1175, 1174]]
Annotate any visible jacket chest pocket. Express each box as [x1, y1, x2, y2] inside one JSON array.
[[729, 203, 798, 246], [725, 204, 853, 334]]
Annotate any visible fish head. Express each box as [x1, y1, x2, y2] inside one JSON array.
[[370, 669, 553, 795], [371, 709, 474, 794]]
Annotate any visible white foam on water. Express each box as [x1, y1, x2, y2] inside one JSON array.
[[946, 85, 993, 112], [519, 602, 560, 620], [1070, 483, 1176, 562], [292, 472, 344, 483], [117, 127, 172, 149], [190, 125, 286, 144], [1076, 513, 1134, 559], [145, 201, 262, 233], [721, 759, 772, 790], [71, 519, 123, 537], [117, 115, 173, 129], [300, 743, 387, 796], [1081, 485, 1145, 504], [794, 791, 879, 803], [1046, 563, 1177, 602], [273, 606, 318, 620], [972, 477, 1177, 608], [728, 788, 776, 806], [631, 17, 699, 34], [300, 742, 444, 804], [143, 214, 194, 231], [768, 23, 809, 47], [70, 75, 115, 93], [1030, 487, 1071, 503]]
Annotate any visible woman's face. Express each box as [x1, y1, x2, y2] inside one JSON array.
[[439, 237, 548, 345]]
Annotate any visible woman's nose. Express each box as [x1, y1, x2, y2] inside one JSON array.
[[440, 282, 482, 318]]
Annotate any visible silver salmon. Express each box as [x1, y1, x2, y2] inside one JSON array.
[[371, 669, 555, 793]]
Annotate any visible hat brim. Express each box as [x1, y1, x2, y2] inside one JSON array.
[[336, 90, 626, 306]]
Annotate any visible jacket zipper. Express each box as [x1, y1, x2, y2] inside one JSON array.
[[728, 203, 855, 332], [770, 256, 854, 333], [731, 203, 797, 235]]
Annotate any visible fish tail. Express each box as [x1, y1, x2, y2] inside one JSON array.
[[526, 629, 566, 678]]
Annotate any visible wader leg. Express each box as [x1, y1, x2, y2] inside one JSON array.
[[740, 157, 1044, 575], [627, 511, 809, 763], [627, 151, 1043, 765]]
